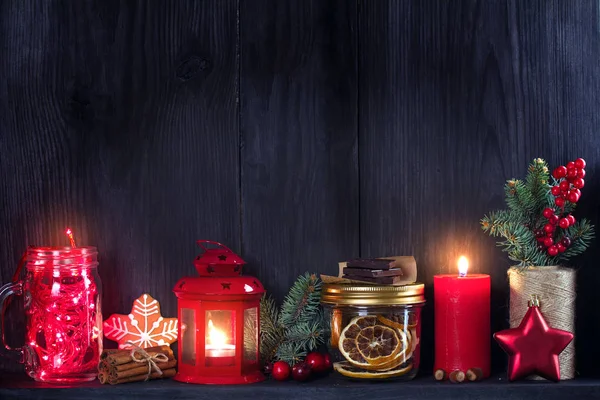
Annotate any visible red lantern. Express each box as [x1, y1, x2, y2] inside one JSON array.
[[173, 240, 265, 384]]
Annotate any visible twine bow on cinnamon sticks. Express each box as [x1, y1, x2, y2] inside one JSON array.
[[98, 342, 177, 385]]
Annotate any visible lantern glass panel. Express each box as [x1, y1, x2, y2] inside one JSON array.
[[205, 310, 235, 367], [243, 307, 258, 362], [181, 308, 196, 366]]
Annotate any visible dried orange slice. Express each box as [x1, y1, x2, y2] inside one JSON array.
[[334, 361, 413, 380], [377, 315, 405, 331], [339, 316, 408, 369], [377, 314, 418, 330]]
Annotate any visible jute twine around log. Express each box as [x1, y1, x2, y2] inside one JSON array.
[[508, 266, 576, 380]]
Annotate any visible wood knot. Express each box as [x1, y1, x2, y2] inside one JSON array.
[[176, 56, 211, 81]]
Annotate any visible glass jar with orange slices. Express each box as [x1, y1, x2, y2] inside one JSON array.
[[320, 283, 425, 380]]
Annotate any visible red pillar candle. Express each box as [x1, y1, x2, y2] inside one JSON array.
[[434, 256, 491, 380]]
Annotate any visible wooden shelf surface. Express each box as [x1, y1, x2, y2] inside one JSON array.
[[2, 373, 600, 400]]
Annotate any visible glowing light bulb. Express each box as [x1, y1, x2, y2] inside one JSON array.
[[51, 282, 61, 295], [458, 256, 469, 277]]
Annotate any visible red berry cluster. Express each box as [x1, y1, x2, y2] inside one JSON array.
[[551, 158, 586, 206], [534, 213, 573, 256], [535, 158, 586, 257], [266, 351, 332, 382]]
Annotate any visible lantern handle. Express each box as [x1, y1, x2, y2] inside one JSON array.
[[196, 240, 234, 254]]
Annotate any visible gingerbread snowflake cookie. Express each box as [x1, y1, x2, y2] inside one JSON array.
[[104, 293, 178, 349]]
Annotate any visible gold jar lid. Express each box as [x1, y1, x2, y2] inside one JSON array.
[[320, 282, 425, 306]]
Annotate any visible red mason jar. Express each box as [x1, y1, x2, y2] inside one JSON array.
[[0, 246, 103, 383]]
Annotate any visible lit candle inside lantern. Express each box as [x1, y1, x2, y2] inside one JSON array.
[[205, 319, 235, 358], [434, 256, 491, 380]]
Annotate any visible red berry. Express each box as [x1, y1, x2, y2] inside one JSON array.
[[549, 215, 559, 225], [542, 208, 554, 219], [272, 361, 291, 381], [561, 237, 572, 247], [555, 197, 565, 207], [292, 362, 312, 382], [544, 223, 555, 233], [323, 353, 332, 371], [546, 231, 554, 237], [567, 214, 576, 226], [543, 237, 554, 247], [573, 178, 585, 189], [305, 352, 327, 373], [534, 229, 544, 238], [552, 166, 567, 179], [263, 362, 273, 375], [537, 236, 546, 243], [577, 169, 586, 179], [567, 161, 576, 170], [551, 186, 561, 196], [559, 181, 570, 192], [537, 243, 546, 251], [559, 218, 570, 229], [548, 245, 559, 256], [557, 243, 566, 253], [575, 158, 586, 169], [567, 189, 581, 203], [567, 168, 578, 179]]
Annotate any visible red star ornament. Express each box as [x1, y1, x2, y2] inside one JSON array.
[[494, 298, 573, 382]]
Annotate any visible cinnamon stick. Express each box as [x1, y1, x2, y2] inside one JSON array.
[[108, 368, 176, 385], [98, 370, 109, 384], [98, 360, 109, 372], [114, 353, 174, 372], [104, 346, 173, 366], [100, 349, 123, 359], [109, 360, 177, 380]]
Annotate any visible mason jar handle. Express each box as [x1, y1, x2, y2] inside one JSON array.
[[196, 240, 233, 253], [0, 282, 24, 362]]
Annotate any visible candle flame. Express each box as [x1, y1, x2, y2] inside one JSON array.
[[458, 256, 469, 277], [207, 319, 228, 347]]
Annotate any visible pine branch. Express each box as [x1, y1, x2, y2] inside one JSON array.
[[275, 342, 306, 366], [278, 273, 322, 327], [481, 210, 517, 237], [259, 294, 285, 364], [259, 273, 326, 366], [482, 157, 595, 268], [505, 179, 534, 217], [285, 319, 325, 352], [558, 219, 595, 260], [526, 158, 550, 210]]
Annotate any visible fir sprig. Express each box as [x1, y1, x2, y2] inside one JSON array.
[[259, 273, 326, 366], [278, 273, 322, 326], [481, 158, 595, 269], [259, 295, 285, 364]]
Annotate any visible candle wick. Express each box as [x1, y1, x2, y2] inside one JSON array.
[[458, 271, 467, 278]]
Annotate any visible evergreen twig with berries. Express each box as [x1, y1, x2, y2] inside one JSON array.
[[481, 158, 594, 269], [259, 273, 327, 366]]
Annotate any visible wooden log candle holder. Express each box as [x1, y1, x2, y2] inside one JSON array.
[[435, 367, 484, 383]]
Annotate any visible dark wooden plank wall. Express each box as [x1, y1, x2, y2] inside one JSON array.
[[359, 0, 600, 375], [1, 0, 599, 377]]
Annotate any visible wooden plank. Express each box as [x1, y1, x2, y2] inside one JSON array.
[[240, 0, 359, 301], [0, 0, 239, 372], [359, 0, 600, 375], [2, 372, 600, 399]]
